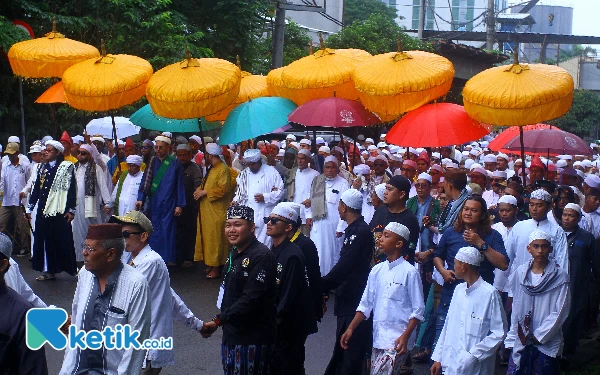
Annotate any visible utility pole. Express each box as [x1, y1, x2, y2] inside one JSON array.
[[272, 2, 286, 69], [418, 0, 425, 40], [486, 0, 495, 50]]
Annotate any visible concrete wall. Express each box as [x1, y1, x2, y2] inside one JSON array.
[[286, 0, 344, 43], [580, 61, 600, 91]]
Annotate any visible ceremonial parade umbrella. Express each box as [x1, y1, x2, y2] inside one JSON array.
[[205, 57, 269, 121], [146, 51, 241, 120], [218, 97, 297, 145], [267, 35, 371, 105], [487, 123, 560, 152], [130, 104, 222, 133], [463, 49, 574, 184], [86, 116, 140, 139], [385, 103, 489, 147], [352, 41, 454, 122], [501, 128, 592, 157], [35, 81, 66, 104]]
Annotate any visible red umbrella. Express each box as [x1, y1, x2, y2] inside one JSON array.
[[385, 103, 489, 147], [488, 123, 560, 151], [502, 128, 592, 156], [288, 97, 380, 127]]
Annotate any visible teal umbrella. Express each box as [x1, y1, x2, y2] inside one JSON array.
[[130, 104, 221, 132], [218, 97, 296, 145]]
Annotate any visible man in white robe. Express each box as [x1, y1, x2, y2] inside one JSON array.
[[431, 247, 507, 375], [285, 149, 319, 236], [72, 144, 111, 267], [60, 224, 150, 375], [233, 149, 284, 248], [6, 258, 47, 308], [111, 211, 206, 373], [106, 155, 144, 217], [308, 156, 349, 275], [21, 143, 44, 255]]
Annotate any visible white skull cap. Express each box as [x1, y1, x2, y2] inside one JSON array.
[[455, 246, 484, 266], [528, 229, 552, 245], [564, 203, 581, 215], [530, 189, 551, 202], [384, 222, 410, 241], [498, 194, 518, 206], [340, 188, 363, 210]]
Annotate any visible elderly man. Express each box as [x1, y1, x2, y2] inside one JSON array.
[[0, 233, 49, 374], [136, 134, 186, 265], [111, 138, 144, 184], [194, 143, 233, 278], [1, 136, 30, 168], [398, 159, 418, 197], [232, 148, 284, 248], [107, 139, 126, 177], [0, 142, 31, 257], [107, 155, 144, 217], [27, 140, 77, 280], [482, 154, 497, 172], [202, 205, 277, 375], [483, 170, 506, 207], [285, 149, 320, 236], [60, 224, 151, 374], [469, 167, 488, 192], [308, 155, 350, 275], [72, 143, 112, 269], [111, 211, 207, 373]]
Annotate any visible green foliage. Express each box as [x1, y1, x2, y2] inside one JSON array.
[[0, 16, 31, 51], [549, 89, 600, 141], [343, 0, 398, 26], [326, 13, 433, 55]]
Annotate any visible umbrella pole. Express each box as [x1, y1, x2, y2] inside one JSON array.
[[112, 114, 122, 176], [197, 119, 206, 154], [354, 128, 359, 169], [339, 129, 348, 170], [547, 148, 550, 180], [520, 126, 526, 186]]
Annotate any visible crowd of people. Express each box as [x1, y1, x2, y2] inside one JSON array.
[[0, 129, 599, 375]]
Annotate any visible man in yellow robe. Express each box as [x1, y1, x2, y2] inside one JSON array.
[[193, 143, 233, 279]]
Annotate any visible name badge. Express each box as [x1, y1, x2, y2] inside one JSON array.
[[216, 285, 225, 309]]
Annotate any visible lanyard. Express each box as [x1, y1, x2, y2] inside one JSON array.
[[290, 230, 301, 243]]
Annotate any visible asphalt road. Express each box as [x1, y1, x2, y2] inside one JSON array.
[[16, 256, 435, 375]]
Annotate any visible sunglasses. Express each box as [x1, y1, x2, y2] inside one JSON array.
[[77, 151, 90, 156], [263, 217, 291, 225], [122, 230, 144, 238]]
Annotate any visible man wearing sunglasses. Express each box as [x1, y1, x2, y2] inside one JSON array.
[[266, 203, 317, 375]]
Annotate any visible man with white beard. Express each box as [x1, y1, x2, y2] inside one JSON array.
[[106, 155, 144, 217]]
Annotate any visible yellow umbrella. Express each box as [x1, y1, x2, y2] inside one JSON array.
[[353, 42, 454, 122], [205, 57, 269, 121], [266, 67, 302, 99], [146, 51, 241, 120], [7, 19, 100, 78], [269, 36, 371, 105]]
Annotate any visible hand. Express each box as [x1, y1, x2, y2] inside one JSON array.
[[340, 329, 353, 350], [25, 213, 32, 221], [463, 229, 484, 248], [430, 361, 442, 375], [394, 333, 409, 355], [306, 218, 313, 229], [84, 133, 91, 144], [441, 269, 457, 284], [19, 191, 25, 201], [135, 201, 143, 211], [302, 199, 311, 208], [64, 212, 74, 223], [415, 250, 433, 264], [174, 207, 183, 217], [422, 216, 431, 228], [254, 194, 265, 203], [60, 315, 72, 336], [193, 189, 206, 200], [426, 271, 433, 284], [230, 201, 238, 206], [336, 232, 343, 238], [103, 206, 112, 214], [200, 321, 218, 338]]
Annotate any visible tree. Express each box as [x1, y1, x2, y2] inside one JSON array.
[[343, 0, 398, 26], [550, 89, 600, 141], [326, 13, 433, 55]]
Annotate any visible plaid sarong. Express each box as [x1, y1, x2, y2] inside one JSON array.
[[221, 344, 271, 375]]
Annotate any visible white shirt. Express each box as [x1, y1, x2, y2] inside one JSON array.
[[1, 154, 30, 169], [234, 163, 284, 224], [581, 210, 600, 239], [432, 277, 507, 375], [491, 222, 513, 292], [6, 258, 47, 308], [0, 159, 30, 206], [356, 257, 424, 350], [108, 171, 143, 216], [482, 190, 499, 208], [293, 167, 319, 223]]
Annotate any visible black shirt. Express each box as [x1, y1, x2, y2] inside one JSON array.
[[567, 227, 600, 310], [272, 238, 318, 339], [0, 282, 48, 375], [219, 237, 277, 345], [370, 206, 420, 264], [322, 217, 373, 317], [291, 232, 323, 322]]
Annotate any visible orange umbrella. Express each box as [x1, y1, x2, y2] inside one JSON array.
[[35, 81, 66, 104]]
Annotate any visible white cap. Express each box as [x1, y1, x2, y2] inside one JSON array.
[[324, 155, 338, 165], [384, 222, 410, 241], [189, 135, 202, 145], [286, 134, 296, 141], [298, 149, 312, 158], [243, 149, 262, 162], [155, 135, 171, 145], [377, 142, 387, 148], [300, 139, 311, 146], [564, 203, 581, 216], [365, 138, 374, 143], [417, 172, 432, 183], [471, 167, 488, 176], [432, 152, 441, 160], [470, 163, 482, 171], [585, 174, 600, 189], [353, 164, 371, 176], [559, 154, 573, 160], [529, 229, 552, 245], [469, 149, 480, 156], [577, 169, 586, 180], [556, 160, 568, 168], [45, 140, 64, 153], [530, 189, 552, 202], [271, 202, 299, 223], [455, 246, 484, 266], [340, 189, 363, 210], [492, 170, 507, 179], [573, 161, 582, 167], [498, 195, 518, 206], [72, 135, 84, 144], [126, 155, 143, 166], [380, 133, 387, 139], [464, 159, 475, 170], [316, 137, 325, 145], [367, 145, 377, 151], [319, 146, 331, 154], [206, 143, 222, 156], [8, 136, 19, 143], [375, 183, 386, 201], [90, 135, 105, 144], [28, 145, 43, 154], [483, 154, 497, 163], [480, 141, 489, 147], [496, 152, 509, 161]]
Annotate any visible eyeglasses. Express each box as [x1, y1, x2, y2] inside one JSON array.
[[263, 217, 290, 225], [122, 231, 144, 238], [82, 245, 100, 253], [77, 152, 90, 156]]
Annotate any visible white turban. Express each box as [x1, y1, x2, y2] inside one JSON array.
[[585, 174, 600, 189], [529, 230, 552, 245], [384, 222, 410, 241], [455, 246, 484, 266], [353, 164, 371, 176], [298, 149, 312, 158], [90, 136, 105, 144], [564, 203, 581, 216], [324, 155, 338, 165], [417, 172, 432, 183], [72, 135, 84, 145], [319, 146, 331, 154], [126, 155, 143, 166], [243, 149, 262, 163], [286, 134, 297, 141], [189, 135, 202, 145], [79, 144, 94, 154], [340, 189, 363, 210], [498, 194, 518, 206], [155, 135, 171, 145], [271, 202, 299, 223], [46, 140, 64, 153], [375, 183, 386, 202], [177, 144, 192, 152], [206, 143, 222, 156], [8, 136, 19, 143], [530, 189, 552, 203]]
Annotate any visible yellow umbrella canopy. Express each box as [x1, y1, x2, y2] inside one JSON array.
[[146, 52, 241, 120], [62, 47, 153, 112], [205, 71, 269, 121], [463, 55, 574, 126], [7, 19, 100, 78], [353, 47, 455, 122], [266, 67, 303, 99]]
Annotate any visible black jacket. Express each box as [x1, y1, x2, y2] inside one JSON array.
[[292, 232, 323, 322]]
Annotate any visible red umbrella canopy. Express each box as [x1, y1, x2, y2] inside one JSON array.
[[488, 123, 560, 151], [385, 103, 489, 147], [287, 97, 380, 127], [502, 128, 592, 156]]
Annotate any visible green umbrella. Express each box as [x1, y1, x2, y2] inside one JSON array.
[[218, 97, 296, 145], [130, 104, 221, 132]]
